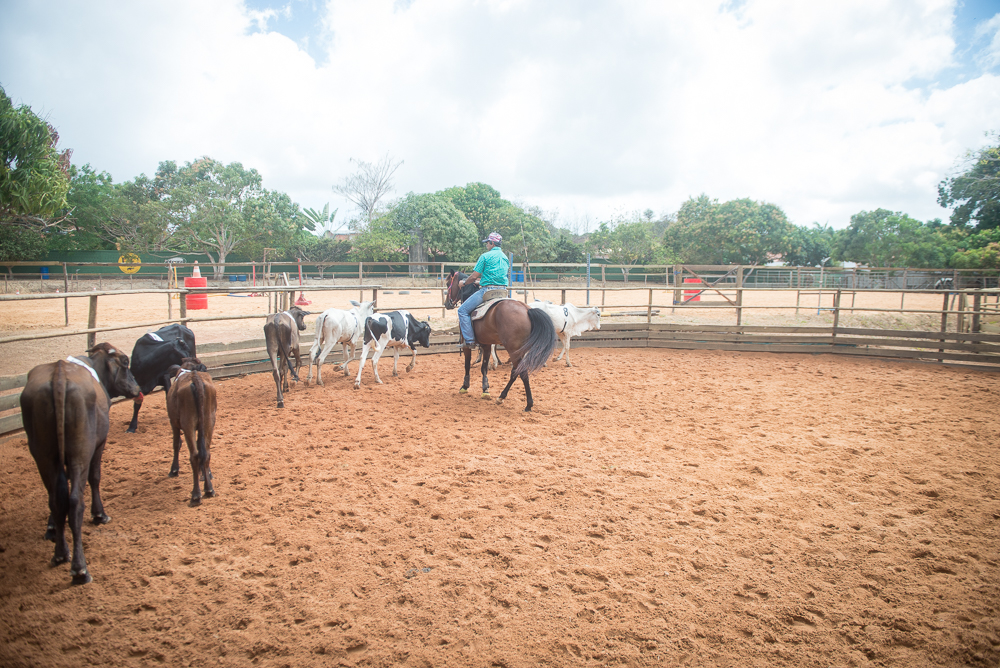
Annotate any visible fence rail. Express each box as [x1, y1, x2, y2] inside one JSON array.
[[2, 283, 999, 437]]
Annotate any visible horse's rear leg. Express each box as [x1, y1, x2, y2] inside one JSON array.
[[480, 345, 492, 398], [460, 347, 472, 393], [497, 368, 533, 411]]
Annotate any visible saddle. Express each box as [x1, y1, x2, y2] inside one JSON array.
[[471, 291, 512, 321]]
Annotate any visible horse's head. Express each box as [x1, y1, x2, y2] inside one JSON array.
[[445, 271, 466, 310]]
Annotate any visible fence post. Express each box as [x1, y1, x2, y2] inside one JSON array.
[[832, 290, 842, 344], [63, 263, 69, 326], [647, 288, 653, 324], [939, 292, 949, 361], [736, 288, 743, 327], [180, 289, 188, 325], [972, 291, 982, 336], [87, 295, 98, 349]]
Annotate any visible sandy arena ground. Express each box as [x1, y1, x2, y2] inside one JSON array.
[[0, 289, 998, 667]]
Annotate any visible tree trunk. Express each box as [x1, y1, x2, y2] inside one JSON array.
[[409, 228, 428, 276]]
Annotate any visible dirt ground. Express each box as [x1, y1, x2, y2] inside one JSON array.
[[1, 291, 999, 667]]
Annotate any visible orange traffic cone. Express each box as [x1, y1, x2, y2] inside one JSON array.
[[295, 291, 312, 306]]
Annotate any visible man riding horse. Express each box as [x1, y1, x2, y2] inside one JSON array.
[[457, 232, 510, 349]]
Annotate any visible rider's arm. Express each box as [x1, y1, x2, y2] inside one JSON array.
[[460, 271, 481, 287]]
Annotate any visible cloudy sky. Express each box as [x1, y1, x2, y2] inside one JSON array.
[[2, 0, 999, 233]]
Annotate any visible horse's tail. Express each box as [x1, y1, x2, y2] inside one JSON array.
[[514, 307, 557, 376]]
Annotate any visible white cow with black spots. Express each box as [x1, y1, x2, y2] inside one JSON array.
[[529, 301, 601, 367], [354, 310, 432, 388]]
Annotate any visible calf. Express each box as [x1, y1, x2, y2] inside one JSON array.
[[264, 306, 310, 407], [354, 310, 432, 388], [530, 301, 601, 367], [166, 359, 217, 505], [306, 299, 375, 385], [127, 323, 197, 433], [20, 343, 141, 584]]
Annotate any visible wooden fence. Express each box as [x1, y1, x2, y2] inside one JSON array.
[[2, 285, 999, 438]]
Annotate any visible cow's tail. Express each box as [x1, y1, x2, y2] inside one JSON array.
[[53, 361, 70, 518], [309, 312, 327, 362], [514, 307, 558, 376], [191, 373, 208, 468]]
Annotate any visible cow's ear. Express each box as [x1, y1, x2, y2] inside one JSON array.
[[350, 300, 360, 307]]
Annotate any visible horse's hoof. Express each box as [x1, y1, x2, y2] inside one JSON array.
[[71, 569, 92, 585], [495, 398, 504, 406], [50, 554, 69, 567], [204, 489, 216, 498], [126, 427, 137, 434], [168, 469, 179, 478], [481, 393, 491, 399], [92, 513, 110, 525], [44, 526, 57, 542], [459, 388, 468, 394], [277, 401, 284, 408], [190, 497, 202, 506]]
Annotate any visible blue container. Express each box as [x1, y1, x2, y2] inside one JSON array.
[[238, 274, 247, 281], [40, 267, 49, 279], [511, 271, 524, 283], [229, 275, 238, 282]]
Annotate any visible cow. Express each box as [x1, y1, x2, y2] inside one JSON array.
[[306, 300, 375, 386], [264, 306, 310, 407], [353, 310, 432, 388], [934, 278, 954, 291], [165, 359, 217, 505], [530, 301, 601, 367], [20, 343, 141, 584], [127, 323, 197, 433]]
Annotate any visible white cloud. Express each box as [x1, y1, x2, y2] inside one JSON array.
[[1, 0, 997, 232]]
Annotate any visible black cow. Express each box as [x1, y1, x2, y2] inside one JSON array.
[[353, 310, 432, 388], [20, 343, 141, 584], [127, 324, 197, 433], [264, 306, 310, 408]]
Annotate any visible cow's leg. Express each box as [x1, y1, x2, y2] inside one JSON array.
[[66, 464, 92, 584], [183, 416, 202, 505], [480, 345, 492, 397], [169, 415, 182, 476], [353, 343, 371, 388], [371, 344, 385, 384], [290, 346, 302, 384], [88, 439, 110, 525], [202, 411, 215, 499], [406, 345, 417, 373], [126, 397, 142, 433], [561, 334, 572, 367], [269, 352, 285, 408], [391, 347, 400, 377], [340, 342, 353, 375]]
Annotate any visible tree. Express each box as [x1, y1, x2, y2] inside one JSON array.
[[301, 203, 340, 236], [783, 223, 836, 267], [950, 228, 1000, 268], [390, 193, 479, 271], [663, 196, 796, 265], [0, 85, 72, 249], [333, 154, 403, 225], [938, 132, 1000, 230], [162, 158, 305, 277], [586, 218, 659, 282], [349, 216, 408, 262], [51, 164, 119, 251]]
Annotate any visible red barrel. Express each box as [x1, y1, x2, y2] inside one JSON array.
[[683, 277, 701, 302], [184, 276, 208, 310]]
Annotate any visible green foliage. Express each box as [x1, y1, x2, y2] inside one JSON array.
[[938, 132, 1000, 230], [663, 195, 796, 264], [553, 231, 584, 263], [301, 203, 339, 235], [783, 223, 836, 267], [350, 216, 408, 262], [391, 192, 479, 261], [0, 224, 46, 262], [834, 209, 961, 267], [47, 164, 117, 251], [586, 219, 659, 265], [950, 228, 1000, 268], [158, 158, 306, 276], [0, 85, 71, 234]]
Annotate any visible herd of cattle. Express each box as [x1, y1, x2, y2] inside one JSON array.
[[17, 297, 601, 585]]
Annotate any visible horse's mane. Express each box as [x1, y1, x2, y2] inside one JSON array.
[[449, 271, 479, 304]]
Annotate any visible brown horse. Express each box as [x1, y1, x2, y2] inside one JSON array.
[[445, 271, 556, 411]]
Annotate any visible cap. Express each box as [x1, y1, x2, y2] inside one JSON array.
[[482, 232, 502, 245]]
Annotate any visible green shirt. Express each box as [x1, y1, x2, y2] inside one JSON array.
[[474, 247, 510, 286]]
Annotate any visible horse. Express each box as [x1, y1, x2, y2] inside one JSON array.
[[445, 271, 556, 411]]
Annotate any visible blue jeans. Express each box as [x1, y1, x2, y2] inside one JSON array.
[[458, 286, 487, 345]]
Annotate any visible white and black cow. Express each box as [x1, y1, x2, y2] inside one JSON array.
[[306, 299, 375, 385], [353, 310, 432, 388], [529, 301, 601, 367], [127, 323, 197, 433]]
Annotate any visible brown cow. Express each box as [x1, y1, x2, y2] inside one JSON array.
[[20, 343, 141, 585], [165, 359, 217, 505], [263, 306, 310, 407]]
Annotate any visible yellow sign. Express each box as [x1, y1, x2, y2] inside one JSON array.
[[118, 253, 141, 274]]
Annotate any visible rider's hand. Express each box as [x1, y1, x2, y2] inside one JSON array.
[[459, 279, 465, 287]]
